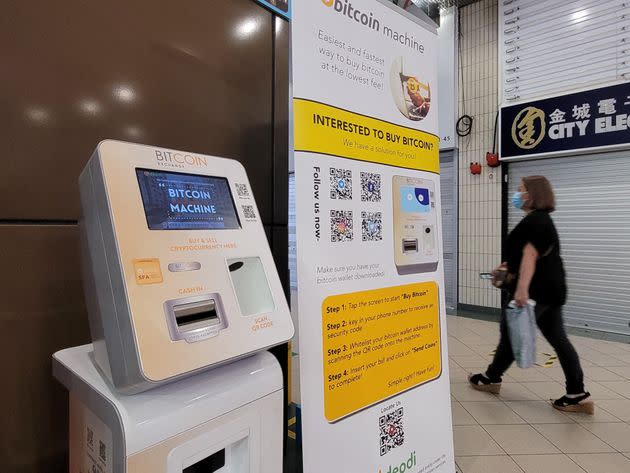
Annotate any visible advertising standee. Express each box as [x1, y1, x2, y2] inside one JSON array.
[[293, 1, 454, 472]]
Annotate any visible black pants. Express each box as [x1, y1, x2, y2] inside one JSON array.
[[486, 304, 585, 395]]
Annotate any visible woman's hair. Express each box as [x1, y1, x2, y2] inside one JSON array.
[[523, 175, 555, 212]]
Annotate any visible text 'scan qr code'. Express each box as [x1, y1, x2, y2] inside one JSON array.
[[330, 168, 353, 200], [242, 205, 256, 219], [330, 210, 353, 242], [235, 183, 250, 198], [360, 172, 382, 202], [362, 212, 382, 241], [379, 407, 404, 456]]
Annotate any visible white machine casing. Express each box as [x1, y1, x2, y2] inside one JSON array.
[[392, 175, 439, 275], [79, 140, 294, 393], [53, 345, 283, 473]]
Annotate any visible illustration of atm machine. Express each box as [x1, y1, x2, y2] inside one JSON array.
[[392, 175, 439, 275], [53, 140, 294, 472]]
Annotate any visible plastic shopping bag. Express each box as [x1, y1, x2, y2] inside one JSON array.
[[506, 300, 537, 369]]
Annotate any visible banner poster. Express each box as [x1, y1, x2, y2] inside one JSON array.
[[292, 1, 455, 472]]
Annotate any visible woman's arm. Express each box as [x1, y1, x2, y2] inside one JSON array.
[[514, 243, 538, 307]]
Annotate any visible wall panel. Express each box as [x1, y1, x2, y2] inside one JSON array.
[[458, 0, 502, 310], [0, 0, 274, 223], [0, 225, 90, 472]]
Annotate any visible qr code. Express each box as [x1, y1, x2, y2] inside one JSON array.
[[99, 440, 107, 463], [242, 205, 256, 219], [360, 172, 382, 202], [330, 210, 353, 242], [330, 168, 353, 200], [362, 212, 382, 241], [235, 183, 250, 198], [379, 408, 404, 456]]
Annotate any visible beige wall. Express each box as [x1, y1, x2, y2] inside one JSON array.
[[457, 0, 501, 309]]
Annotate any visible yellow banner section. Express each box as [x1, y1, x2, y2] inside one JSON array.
[[294, 99, 440, 173], [322, 282, 441, 422]]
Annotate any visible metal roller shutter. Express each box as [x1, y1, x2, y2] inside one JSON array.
[[508, 152, 630, 335], [440, 152, 457, 311], [500, 0, 630, 104]]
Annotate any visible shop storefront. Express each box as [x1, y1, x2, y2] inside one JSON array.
[[501, 82, 630, 336]]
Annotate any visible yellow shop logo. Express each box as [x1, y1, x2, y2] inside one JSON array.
[[322, 0, 335, 6], [511, 106, 546, 150]]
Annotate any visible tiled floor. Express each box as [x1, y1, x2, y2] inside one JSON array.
[[449, 316, 630, 473]]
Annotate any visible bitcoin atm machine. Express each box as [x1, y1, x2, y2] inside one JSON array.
[[393, 175, 439, 275], [53, 140, 294, 472]]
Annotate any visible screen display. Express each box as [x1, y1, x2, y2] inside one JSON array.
[[136, 169, 241, 230], [400, 186, 431, 213]]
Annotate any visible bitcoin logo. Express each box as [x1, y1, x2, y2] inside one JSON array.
[[511, 106, 546, 150]]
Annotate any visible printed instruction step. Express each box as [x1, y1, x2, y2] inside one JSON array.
[[322, 282, 441, 422]]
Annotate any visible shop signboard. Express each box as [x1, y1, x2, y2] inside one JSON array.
[[292, 1, 454, 472], [501, 81, 630, 160], [254, 0, 290, 18]]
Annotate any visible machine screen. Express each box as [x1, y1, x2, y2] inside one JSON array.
[[136, 169, 241, 230], [400, 186, 431, 213]]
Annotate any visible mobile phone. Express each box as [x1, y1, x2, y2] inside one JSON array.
[[479, 272, 493, 280]]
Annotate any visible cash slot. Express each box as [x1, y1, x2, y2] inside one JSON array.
[[402, 238, 418, 253], [174, 300, 219, 330], [165, 293, 228, 342]]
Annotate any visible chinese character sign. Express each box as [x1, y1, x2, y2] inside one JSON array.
[[501, 82, 630, 160]]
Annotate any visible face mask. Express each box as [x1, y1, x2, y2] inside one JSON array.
[[512, 191, 525, 209]]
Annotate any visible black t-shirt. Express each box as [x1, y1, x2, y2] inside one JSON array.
[[506, 210, 567, 306]]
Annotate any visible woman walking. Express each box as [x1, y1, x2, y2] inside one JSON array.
[[468, 175, 593, 414]]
